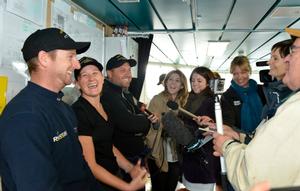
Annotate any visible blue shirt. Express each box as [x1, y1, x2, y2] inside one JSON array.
[[0, 82, 96, 191]]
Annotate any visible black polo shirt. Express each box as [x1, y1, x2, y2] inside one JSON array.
[[72, 96, 119, 175]]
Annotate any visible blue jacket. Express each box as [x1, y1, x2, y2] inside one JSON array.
[[261, 80, 293, 120], [0, 82, 96, 191]]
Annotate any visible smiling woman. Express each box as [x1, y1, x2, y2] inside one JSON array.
[[221, 56, 265, 134], [72, 56, 147, 191], [146, 69, 189, 191]]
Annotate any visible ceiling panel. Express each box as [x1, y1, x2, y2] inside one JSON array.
[[257, 17, 297, 30], [195, 31, 222, 41], [72, 0, 160, 30], [149, 45, 173, 64], [71, 0, 300, 72], [248, 32, 291, 59], [72, 0, 135, 28], [218, 31, 248, 57], [290, 20, 300, 28], [152, 34, 181, 63], [170, 32, 196, 65], [151, 0, 192, 30], [196, 0, 233, 29], [195, 31, 224, 66], [257, 0, 300, 30], [226, 0, 278, 29], [238, 32, 278, 57]]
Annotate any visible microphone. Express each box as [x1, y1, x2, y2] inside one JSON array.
[[138, 102, 154, 116], [166, 101, 214, 133], [166, 101, 198, 119], [161, 111, 213, 152], [161, 111, 195, 146], [138, 102, 160, 130]]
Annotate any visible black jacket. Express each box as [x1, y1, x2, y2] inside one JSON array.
[[101, 80, 151, 159], [181, 88, 221, 184], [221, 84, 265, 130]]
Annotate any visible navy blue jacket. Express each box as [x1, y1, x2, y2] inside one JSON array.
[[261, 80, 293, 120], [0, 82, 96, 191]]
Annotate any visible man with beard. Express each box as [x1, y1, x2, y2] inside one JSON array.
[[101, 54, 158, 191]]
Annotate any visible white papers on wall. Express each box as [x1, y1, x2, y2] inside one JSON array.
[[51, 0, 72, 30], [0, 0, 46, 102], [6, 0, 45, 26], [51, 0, 104, 64]]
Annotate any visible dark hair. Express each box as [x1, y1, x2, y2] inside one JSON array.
[[190, 66, 214, 84], [271, 39, 293, 58]]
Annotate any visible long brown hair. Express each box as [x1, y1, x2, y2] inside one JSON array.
[[162, 69, 189, 107]]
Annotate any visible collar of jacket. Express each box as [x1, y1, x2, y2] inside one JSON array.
[[104, 79, 126, 94]]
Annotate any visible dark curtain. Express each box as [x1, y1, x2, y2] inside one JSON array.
[[129, 34, 153, 99]]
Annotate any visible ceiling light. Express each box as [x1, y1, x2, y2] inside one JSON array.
[[207, 41, 230, 57], [271, 6, 300, 18]]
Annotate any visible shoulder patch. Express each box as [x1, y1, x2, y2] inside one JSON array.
[[233, 100, 241, 106]]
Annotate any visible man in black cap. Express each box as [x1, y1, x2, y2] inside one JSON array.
[[101, 54, 158, 190], [0, 28, 98, 191]]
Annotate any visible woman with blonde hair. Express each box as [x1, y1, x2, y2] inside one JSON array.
[[221, 55, 265, 134], [146, 69, 188, 191]]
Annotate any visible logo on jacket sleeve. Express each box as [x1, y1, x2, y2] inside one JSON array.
[[53, 130, 68, 142], [233, 100, 241, 106]]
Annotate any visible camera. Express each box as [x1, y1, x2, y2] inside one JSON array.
[[255, 61, 275, 83], [209, 78, 225, 95]]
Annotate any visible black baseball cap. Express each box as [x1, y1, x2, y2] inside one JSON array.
[[106, 54, 136, 70], [74, 57, 103, 80], [21, 28, 91, 62], [157, 74, 166, 85]]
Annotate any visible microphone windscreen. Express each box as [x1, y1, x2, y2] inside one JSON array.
[[161, 111, 195, 146], [166, 101, 178, 110]]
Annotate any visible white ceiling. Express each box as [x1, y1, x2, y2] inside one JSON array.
[[147, 0, 300, 72], [72, 0, 300, 72]]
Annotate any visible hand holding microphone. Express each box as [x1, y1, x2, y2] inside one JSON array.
[[138, 102, 160, 130], [161, 111, 213, 152], [167, 101, 198, 118], [166, 101, 214, 133]]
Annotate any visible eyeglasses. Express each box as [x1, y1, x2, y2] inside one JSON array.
[[289, 45, 300, 55]]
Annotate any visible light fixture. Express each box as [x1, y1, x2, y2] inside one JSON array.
[[207, 41, 230, 57], [271, 6, 300, 18]]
